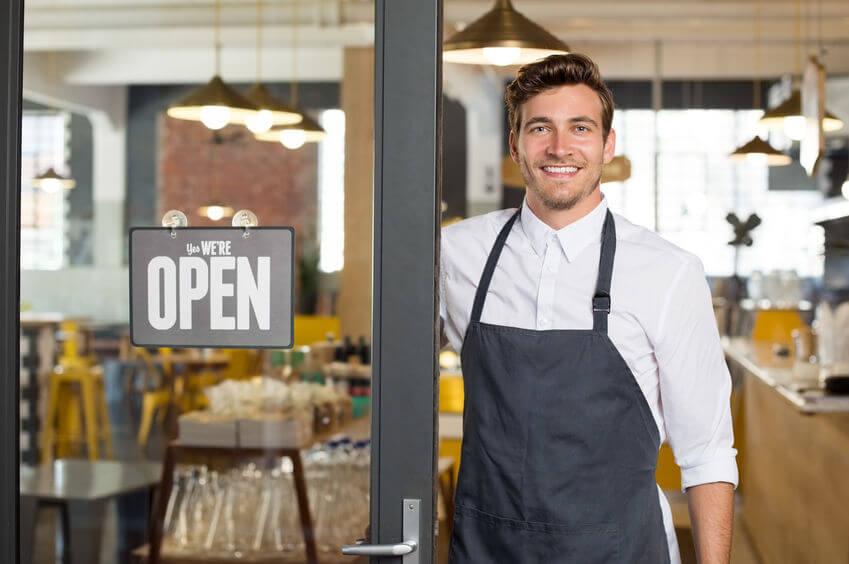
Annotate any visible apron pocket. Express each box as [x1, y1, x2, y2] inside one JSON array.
[[450, 505, 620, 564]]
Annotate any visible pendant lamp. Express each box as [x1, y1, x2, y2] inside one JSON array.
[[443, 0, 569, 66], [255, 113, 325, 149], [729, 136, 792, 166], [759, 90, 844, 141], [32, 167, 76, 192], [167, 0, 258, 130], [728, 0, 790, 166], [253, 0, 325, 149], [243, 0, 302, 134], [198, 201, 235, 222]]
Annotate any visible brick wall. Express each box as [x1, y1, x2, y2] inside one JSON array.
[[158, 116, 318, 240]]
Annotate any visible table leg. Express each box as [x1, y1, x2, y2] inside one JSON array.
[[148, 446, 176, 564], [117, 488, 153, 564], [19, 496, 38, 564], [66, 499, 106, 564], [290, 451, 318, 564]]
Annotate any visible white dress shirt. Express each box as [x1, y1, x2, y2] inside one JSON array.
[[440, 196, 738, 564]]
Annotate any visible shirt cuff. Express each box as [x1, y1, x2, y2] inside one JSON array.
[[680, 453, 739, 492]]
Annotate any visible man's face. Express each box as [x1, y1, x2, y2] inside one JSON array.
[[509, 84, 616, 211]]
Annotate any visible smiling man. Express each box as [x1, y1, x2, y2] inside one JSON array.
[[440, 54, 737, 563]]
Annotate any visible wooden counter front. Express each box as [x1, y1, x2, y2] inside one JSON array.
[[737, 356, 849, 563]]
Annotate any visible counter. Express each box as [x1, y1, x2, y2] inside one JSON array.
[[723, 337, 849, 413], [723, 337, 849, 563]]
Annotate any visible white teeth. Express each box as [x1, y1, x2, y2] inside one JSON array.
[[543, 166, 578, 173]]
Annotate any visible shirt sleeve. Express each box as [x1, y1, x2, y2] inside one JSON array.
[[654, 256, 739, 491]]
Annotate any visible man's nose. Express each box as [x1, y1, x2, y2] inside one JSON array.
[[546, 130, 573, 158]]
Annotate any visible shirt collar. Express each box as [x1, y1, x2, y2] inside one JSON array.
[[520, 195, 609, 263]]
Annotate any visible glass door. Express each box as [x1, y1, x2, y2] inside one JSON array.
[[2, 0, 442, 562]]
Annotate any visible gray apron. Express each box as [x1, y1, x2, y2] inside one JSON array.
[[448, 208, 670, 563]]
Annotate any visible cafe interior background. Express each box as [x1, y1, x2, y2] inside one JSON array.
[[16, 0, 849, 562]]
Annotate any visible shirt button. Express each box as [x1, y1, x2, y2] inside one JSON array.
[[539, 317, 549, 327], [547, 263, 556, 273]]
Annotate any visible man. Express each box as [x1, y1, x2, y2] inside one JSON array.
[[440, 54, 737, 563]]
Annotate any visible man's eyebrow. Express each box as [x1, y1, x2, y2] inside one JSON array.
[[524, 116, 553, 127], [523, 115, 600, 128], [569, 115, 599, 127]]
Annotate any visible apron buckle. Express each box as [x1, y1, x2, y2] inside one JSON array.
[[592, 293, 611, 313]]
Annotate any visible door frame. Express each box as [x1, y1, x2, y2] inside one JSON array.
[[1, 0, 443, 562], [1, 0, 24, 562], [372, 1, 442, 561]]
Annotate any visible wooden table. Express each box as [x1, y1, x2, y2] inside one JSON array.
[[20, 459, 161, 564], [148, 418, 371, 564]]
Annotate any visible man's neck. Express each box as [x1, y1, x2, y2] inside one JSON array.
[[525, 187, 603, 231]]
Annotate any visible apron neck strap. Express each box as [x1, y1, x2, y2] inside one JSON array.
[[592, 210, 616, 333], [470, 206, 617, 333], [470, 207, 522, 324]]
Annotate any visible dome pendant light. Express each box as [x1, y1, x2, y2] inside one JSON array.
[[166, 0, 258, 130], [729, 0, 790, 167], [253, 0, 325, 148], [729, 136, 792, 166], [32, 166, 76, 192], [443, 0, 569, 66], [243, 0, 302, 134], [759, 90, 844, 141]]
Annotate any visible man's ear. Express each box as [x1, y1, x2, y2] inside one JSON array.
[[602, 128, 616, 165], [509, 129, 519, 163]]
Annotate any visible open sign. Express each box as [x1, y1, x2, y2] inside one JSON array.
[[130, 227, 294, 348]]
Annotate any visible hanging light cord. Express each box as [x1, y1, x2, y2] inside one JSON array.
[[290, 0, 299, 108], [753, 0, 761, 109], [214, 0, 222, 75], [256, 0, 263, 82]]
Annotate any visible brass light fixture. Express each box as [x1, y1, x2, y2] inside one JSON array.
[[759, 90, 844, 140], [443, 0, 569, 66], [167, 0, 258, 130], [729, 0, 790, 166], [759, 0, 844, 140], [254, 112, 325, 149], [32, 167, 76, 192], [253, 0, 325, 149], [729, 136, 792, 166], [243, 0, 303, 134], [198, 201, 235, 222]]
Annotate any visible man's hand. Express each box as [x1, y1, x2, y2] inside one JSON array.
[[686, 481, 734, 564]]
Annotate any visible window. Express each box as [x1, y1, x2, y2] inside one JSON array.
[[317, 109, 346, 273], [603, 109, 823, 277], [20, 111, 69, 270]]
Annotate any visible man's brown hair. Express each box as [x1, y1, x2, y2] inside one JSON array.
[[505, 53, 615, 141]]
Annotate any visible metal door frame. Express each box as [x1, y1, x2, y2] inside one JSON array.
[[1, 0, 442, 562], [372, 1, 442, 562], [1, 0, 24, 562]]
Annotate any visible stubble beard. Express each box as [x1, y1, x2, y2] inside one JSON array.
[[519, 155, 602, 211]]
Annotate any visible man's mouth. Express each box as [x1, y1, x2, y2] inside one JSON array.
[[540, 165, 581, 179]]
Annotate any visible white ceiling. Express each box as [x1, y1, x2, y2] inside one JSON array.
[[22, 0, 849, 84]]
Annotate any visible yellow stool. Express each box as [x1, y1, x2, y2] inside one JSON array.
[[41, 364, 113, 462], [137, 389, 171, 448]]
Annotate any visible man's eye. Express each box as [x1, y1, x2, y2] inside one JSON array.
[[531, 126, 547, 133], [575, 125, 589, 133]]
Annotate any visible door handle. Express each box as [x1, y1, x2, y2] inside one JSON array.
[[341, 540, 416, 556], [341, 498, 420, 563]]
